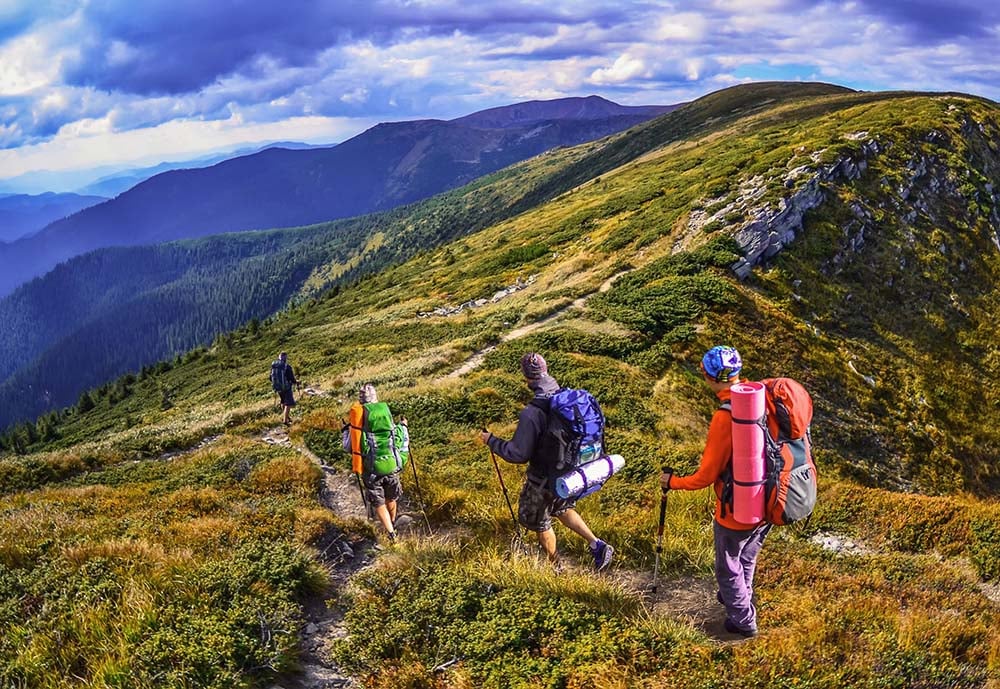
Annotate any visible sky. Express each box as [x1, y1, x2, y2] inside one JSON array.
[[1, 0, 998, 192]]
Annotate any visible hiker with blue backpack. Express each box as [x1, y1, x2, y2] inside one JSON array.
[[479, 353, 615, 571], [660, 345, 817, 638], [269, 352, 299, 425]]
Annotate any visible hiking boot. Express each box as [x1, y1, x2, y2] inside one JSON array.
[[724, 619, 758, 638], [716, 591, 725, 606], [590, 540, 614, 571], [388, 531, 397, 543]]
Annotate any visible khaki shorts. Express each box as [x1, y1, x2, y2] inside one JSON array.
[[363, 472, 402, 507], [517, 474, 577, 532]]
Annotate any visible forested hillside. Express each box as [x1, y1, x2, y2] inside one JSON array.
[[0, 96, 675, 298], [0, 83, 998, 688], [0, 86, 797, 430]]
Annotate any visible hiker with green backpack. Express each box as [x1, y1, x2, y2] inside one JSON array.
[[346, 383, 409, 542], [479, 352, 615, 571], [659, 345, 817, 638]]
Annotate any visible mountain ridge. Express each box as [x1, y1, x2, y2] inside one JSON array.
[[0, 96, 676, 298], [0, 192, 106, 243]]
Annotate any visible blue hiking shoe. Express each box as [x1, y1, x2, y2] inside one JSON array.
[[590, 539, 614, 571]]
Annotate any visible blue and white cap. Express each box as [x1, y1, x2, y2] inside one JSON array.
[[700, 346, 742, 382]]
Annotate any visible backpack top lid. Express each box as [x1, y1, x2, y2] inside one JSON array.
[[762, 377, 812, 441]]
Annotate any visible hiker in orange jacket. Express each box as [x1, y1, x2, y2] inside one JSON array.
[[660, 345, 771, 638]]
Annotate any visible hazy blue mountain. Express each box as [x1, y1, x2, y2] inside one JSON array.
[[0, 96, 675, 297], [0, 193, 106, 243], [75, 141, 329, 197]]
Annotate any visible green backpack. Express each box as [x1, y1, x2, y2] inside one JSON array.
[[361, 402, 409, 476]]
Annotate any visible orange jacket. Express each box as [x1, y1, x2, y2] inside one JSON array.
[[667, 388, 764, 530]]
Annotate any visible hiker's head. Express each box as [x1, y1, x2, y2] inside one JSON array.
[[700, 346, 742, 384], [359, 383, 378, 404], [520, 352, 559, 396], [520, 352, 548, 380], [278, 352, 287, 362]]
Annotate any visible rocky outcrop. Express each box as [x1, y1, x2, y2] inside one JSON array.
[[417, 274, 537, 318], [718, 136, 883, 279], [710, 120, 1000, 279]]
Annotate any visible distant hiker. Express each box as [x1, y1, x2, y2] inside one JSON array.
[[480, 352, 614, 571], [346, 383, 409, 542], [660, 345, 769, 638], [270, 352, 299, 425]]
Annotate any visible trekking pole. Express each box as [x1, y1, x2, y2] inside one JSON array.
[[406, 446, 434, 535], [354, 473, 372, 521], [652, 467, 669, 594], [485, 428, 525, 552]]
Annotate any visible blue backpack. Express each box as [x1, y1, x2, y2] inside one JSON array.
[[537, 388, 606, 475]]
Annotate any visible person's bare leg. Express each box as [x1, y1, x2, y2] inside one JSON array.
[[555, 509, 598, 547], [374, 504, 395, 536], [537, 527, 559, 562], [386, 499, 398, 525]]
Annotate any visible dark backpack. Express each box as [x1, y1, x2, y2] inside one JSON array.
[[270, 361, 290, 392], [535, 388, 606, 476], [722, 377, 817, 525]]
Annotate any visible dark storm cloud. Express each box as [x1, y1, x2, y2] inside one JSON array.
[[60, 0, 626, 96], [854, 0, 1000, 41]]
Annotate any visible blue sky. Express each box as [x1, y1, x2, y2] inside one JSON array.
[[1, 0, 997, 191]]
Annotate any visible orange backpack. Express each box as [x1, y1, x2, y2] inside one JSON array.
[[760, 378, 817, 525], [721, 377, 818, 525]]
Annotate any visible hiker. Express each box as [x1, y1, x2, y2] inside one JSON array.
[[270, 352, 299, 425], [660, 345, 770, 638], [479, 352, 614, 571], [347, 383, 408, 542]]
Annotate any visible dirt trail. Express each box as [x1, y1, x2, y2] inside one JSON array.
[[442, 269, 627, 380], [260, 415, 448, 689]]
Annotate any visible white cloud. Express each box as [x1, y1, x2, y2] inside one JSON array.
[[590, 53, 650, 85], [1, 0, 1000, 184], [0, 113, 373, 179], [655, 12, 709, 42], [340, 87, 369, 105], [0, 33, 56, 95]]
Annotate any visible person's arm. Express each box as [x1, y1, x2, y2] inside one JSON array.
[[485, 406, 543, 464], [669, 410, 732, 490]]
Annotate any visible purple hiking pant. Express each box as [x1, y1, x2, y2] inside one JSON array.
[[714, 520, 772, 632]]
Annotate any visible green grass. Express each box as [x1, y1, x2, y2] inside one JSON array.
[[2, 83, 1000, 687]]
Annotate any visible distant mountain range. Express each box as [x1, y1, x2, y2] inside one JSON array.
[[0, 193, 106, 243], [0, 96, 678, 298], [74, 141, 331, 197], [0, 95, 682, 427], [0, 141, 330, 197]]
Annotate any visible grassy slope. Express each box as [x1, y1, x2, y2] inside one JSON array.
[[1, 84, 999, 688]]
